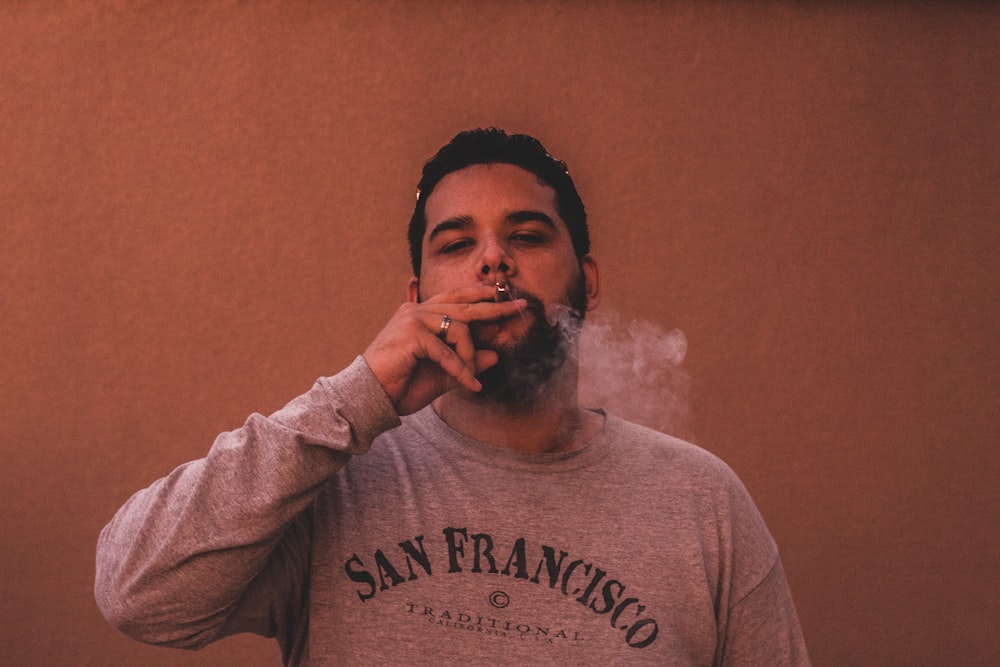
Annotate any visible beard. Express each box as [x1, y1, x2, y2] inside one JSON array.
[[474, 272, 588, 404]]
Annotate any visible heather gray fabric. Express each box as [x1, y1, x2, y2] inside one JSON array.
[[96, 356, 809, 665]]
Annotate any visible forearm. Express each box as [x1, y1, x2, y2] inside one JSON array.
[[94, 356, 400, 647]]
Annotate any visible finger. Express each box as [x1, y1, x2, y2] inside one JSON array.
[[443, 298, 528, 324], [449, 320, 477, 373], [421, 284, 503, 305], [420, 329, 482, 393], [420, 302, 524, 346]]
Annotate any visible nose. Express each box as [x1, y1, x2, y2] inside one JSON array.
[[477, 239, 514, 282]]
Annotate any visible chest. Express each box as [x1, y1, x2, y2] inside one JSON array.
[[301, 452, 723, 665]]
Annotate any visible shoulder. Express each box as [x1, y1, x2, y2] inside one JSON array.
[[607, 412, 779, 562], [602, 414, 772, 530], [603, 413, 740, 484]]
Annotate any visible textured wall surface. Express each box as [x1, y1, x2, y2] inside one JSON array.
[[2, 3, 998, 665]]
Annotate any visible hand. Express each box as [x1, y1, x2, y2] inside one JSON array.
[[363, 286, 527, 415]]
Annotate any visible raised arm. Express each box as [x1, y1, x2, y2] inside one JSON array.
[[94, 357, 398, 649], [95, 286, 522, 650]]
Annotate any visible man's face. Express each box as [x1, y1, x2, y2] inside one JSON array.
[[409, 163, 599, 399]]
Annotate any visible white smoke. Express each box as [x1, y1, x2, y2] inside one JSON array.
[[576, 310, 691, 438]]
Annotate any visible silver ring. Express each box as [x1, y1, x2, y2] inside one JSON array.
[[437, 315, 451, 340]]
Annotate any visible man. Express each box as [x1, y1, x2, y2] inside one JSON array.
[[96, 128, 810, 665]]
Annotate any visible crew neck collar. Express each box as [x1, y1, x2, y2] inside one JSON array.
[[402, 404, 613, 472]]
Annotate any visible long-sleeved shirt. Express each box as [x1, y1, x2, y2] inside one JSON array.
[[96, 356, 810, 665]]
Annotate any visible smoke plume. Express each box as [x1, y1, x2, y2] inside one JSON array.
[[576, 310, 691, 438]]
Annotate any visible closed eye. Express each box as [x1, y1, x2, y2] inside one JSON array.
[[511, 231, 546, 245], [440, 238, 473, 254]]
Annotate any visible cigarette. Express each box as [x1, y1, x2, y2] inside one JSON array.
[[494, 281, 516, 302]]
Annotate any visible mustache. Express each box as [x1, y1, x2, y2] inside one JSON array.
[[508, 288, 543, 312], [477, 284, 545, 319]]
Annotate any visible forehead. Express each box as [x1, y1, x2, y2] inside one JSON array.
[[423, 163, 561, 231]]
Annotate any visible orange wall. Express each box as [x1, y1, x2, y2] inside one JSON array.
[[2, 3, 998, 665]]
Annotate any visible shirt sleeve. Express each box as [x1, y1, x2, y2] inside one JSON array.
[[718, 556, 811, 666], [94, 356, 400, 653], [698, 453, 811, 667]]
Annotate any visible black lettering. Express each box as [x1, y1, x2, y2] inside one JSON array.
[[344, 554, 376, 601], [577, 567, 606, 607], [530, 546, 569, 587], [398, 535, 432, 580], [561, 559, 589, 596], [589, 578, 624, 614], [443, 527, 468, 573], [625, 618, 659, 649], [501, 537, 529, 579], [472, 532, 498, 573], [611, 597, 644, 628], [374, 548, 405, 591]]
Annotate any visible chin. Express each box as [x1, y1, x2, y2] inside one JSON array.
[[473, 311, 576, 404]]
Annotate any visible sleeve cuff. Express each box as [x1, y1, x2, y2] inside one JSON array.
[[313, 356, 402, 454]]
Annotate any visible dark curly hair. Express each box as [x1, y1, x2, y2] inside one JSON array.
[[407, 128, 589, 276]]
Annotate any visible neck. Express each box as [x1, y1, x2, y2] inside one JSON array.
[[433, 362, 600, 454]]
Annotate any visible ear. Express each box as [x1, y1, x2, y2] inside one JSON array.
[[581, 255, 601, 311], [407, 276, 420, 303]]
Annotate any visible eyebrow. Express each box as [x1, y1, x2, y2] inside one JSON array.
[[427, 210, 558, 244]]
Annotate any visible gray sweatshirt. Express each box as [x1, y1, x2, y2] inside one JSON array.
[[95, 357, 809, 665]]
